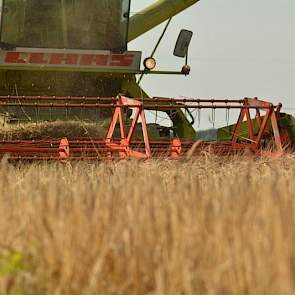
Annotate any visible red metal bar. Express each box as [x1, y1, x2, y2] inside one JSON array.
[[105, 108, 120, 143], [232, 108, 246, 143], [245, 109, 254, 141], [0, 139, 283, 160], [171, 139, 182, 158], [0, 147, 59, 153], [139, 109, 151, 158], [270, 111, 283, 153], [59, 138, 70, 159], [254, 109, 272, 147], [0, 102, 276, 109], [118, 107, 127, 140], [0, 95, 246, 103], [127, 108, 140, 143]]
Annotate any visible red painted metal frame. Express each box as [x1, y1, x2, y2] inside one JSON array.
[[0, 96, 285, 160], [104, 96, 151, 158], [231, 98, 283, 153]]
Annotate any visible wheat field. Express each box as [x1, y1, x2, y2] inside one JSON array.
[[0, 156, 295, 295]]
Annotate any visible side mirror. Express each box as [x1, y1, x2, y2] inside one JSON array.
[[174, 29, 193, 58]]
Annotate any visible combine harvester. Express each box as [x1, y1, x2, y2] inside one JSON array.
[[0, 0, 293, 160]]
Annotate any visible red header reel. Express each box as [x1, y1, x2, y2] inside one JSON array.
[[0, 95, 285, 160]]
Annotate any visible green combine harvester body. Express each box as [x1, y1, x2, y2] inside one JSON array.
[[217, 113, 295, 149], [0, 0, 294, 154]]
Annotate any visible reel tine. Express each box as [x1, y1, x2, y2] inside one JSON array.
[[211, 103, 216, 129], [66, 96, 69, 120], [226, 106, 230, 126], [35, 97, 39, 124], [96, 97, 100, 121], [198, 102, 201, 128], [80, 98, 83, 120], [35, 103, 38, 123], [50, 101, 52, 121]]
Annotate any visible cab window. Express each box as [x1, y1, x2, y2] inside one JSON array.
[[0, 0, 130, 51]]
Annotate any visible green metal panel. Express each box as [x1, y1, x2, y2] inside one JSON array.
[[277, 113, 295, 147], [128, 0, 200, 41], [217, 118, 263, 142], [217, 113, 295, 148]]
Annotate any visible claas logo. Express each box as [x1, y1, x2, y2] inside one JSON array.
[[4, 52, 135, 67]]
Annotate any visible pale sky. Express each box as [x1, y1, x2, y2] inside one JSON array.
[[129, 0, 295, 129]]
